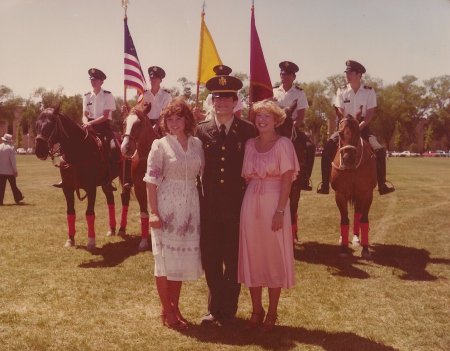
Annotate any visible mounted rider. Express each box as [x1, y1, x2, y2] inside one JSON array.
[[317, 60, 395, 196]]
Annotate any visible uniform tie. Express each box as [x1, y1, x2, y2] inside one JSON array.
[[219, 124, 227, 141]]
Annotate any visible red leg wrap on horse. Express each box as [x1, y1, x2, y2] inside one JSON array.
[[353, 213, 362, 236], [107, 204, 116, 229], [341, 224, 349, 245], [141, 217, 149, 239], [86, 214, 96, 238], [360, 222, 369, 246], [67, 214, 76, 237], [120, 205, 129, 228]]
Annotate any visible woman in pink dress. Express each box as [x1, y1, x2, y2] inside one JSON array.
[[238, 100, 299, 332]]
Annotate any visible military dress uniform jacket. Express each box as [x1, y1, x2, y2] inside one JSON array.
[[196, 117, 256, 221]]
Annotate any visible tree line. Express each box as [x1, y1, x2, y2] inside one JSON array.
[[1, 74, 449, 152]]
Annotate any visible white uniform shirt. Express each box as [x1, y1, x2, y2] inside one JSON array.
[[335, 84, 377, 119], [83, 89, 116, 120], [142, 88, 172, 120], [273, 85, 309, 120]]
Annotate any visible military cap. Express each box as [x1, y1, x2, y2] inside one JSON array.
[[88, 68, 106, 80], [213, 64, 232, 76], [206, 74, 243, 96], [279, 61, 299, 74], [148, 66, 166, 79], [345, 60, 366, 74]]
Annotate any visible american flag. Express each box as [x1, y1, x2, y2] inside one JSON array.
[[124, 17, 146, 94]]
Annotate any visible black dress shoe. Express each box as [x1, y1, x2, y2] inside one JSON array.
[[52, 181, 63, 188], [200, 313, 221, 326], [15, 196, 24, 204], [301, 184, 313, 191], [317, 182, 329, 194], [378, 183, 395, 195]]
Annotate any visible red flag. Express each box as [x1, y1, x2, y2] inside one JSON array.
[[124, 17, 146, 95], [249, 4, 273, 104]]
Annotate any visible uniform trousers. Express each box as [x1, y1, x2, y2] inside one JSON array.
[[201, 215, 241, 318]]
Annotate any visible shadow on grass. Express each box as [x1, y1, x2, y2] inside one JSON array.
[[370, 243, 450, 281], [182, 320, 399, 351], [78, 234, 142, 268], [294, 242, 370, 279], [295, 241, 449, 281]]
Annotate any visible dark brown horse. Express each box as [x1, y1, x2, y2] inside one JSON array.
[[330, 114, 377, 259], [120, 107, 158, 251], [35, 107, 122, 251]]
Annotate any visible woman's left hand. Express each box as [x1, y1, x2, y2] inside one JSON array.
[[271, 212, 284, 232]]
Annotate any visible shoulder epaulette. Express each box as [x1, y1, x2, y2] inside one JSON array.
[[364, 85, 372, 90], [84, 92, 91, 96], [273, 84, 280, 89], [163, 89, 171, 94], [295, 86, 303, 91], [238, 118, 254, 127], [197, 120, 209, 125], [104, 90, 111, 94]]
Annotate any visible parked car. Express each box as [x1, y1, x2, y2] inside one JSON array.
[[315, 147, 323, 156], [16, 147, 27, 155], [422, 150, 448, 157], [399, 151, 420, 157], [390, 151, 403, 157]]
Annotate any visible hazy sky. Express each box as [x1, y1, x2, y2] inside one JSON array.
[[1, 0, 449, 99]]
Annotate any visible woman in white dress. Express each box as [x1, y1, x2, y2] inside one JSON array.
[[144, 98, 204, 330]]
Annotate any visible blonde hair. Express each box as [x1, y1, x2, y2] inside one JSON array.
[[251, 99, 286, 127]]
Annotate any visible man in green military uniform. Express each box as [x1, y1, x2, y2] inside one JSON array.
[[196, 71, 256, 326]]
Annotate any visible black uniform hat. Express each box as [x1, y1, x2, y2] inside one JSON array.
[[148, 66, 166, 79], [279, 61, 299, 74], [206, 74, 243, 97], [213, 64, 232, 76], [88, 68, 107, 80], [344, 60, 366, 74]]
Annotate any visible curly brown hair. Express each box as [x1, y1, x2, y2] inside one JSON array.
[[159, 97, 196, 136]]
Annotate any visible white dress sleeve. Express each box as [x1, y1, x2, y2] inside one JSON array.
[[143, 139, 165, 186]]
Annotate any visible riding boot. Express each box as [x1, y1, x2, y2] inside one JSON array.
[[317, 139, 337, 194], [300, 141, 315, 191], [375, 149, 395, 195], [123, 159, 133, 190]]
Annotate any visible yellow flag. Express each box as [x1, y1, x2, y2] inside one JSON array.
[[197, 12, 222, 84]]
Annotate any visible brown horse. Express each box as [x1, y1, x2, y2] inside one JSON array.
[[330, 115, 377, 259], [35, 107, 122, 251], [120, 107, 158, 251]]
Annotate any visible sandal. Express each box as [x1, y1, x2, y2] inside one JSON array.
[[246, 309, 265, 330], [261, 313, 277, 333]]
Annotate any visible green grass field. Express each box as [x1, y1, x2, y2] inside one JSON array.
[[1, 156, 449, 351]]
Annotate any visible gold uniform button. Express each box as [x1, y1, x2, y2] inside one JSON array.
[[220, 168, 224, 172], [221, 146, 226, 150], [220, 179, 225, 183], [221, 157, 225, 161]]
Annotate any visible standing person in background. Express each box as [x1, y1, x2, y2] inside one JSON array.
[[196, 71, 256, 326], [144, 98, 203, 330], [273, 60, 315, 243], [238, 100, 299, 332], [0, 133, 24, 205]]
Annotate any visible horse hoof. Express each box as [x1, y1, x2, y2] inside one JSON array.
[[106, 228, 116, 237], [352, 234, 361, 247], [64, 238, 75, 248], [339, 245, 352, 257], [86, 238, 96, 252], [361, 248, 372, 260], [118, 227, 126, 236], [138, 238, 149, 251]]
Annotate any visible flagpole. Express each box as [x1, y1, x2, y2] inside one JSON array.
[[122, 0, 129, 110], [249, 2, 255, 115], [195, 2, 206, 108]]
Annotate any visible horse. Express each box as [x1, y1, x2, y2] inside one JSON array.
[[330, 114, 377, 259], [35, 107, 123, 251], [120, 106, 158, 251]]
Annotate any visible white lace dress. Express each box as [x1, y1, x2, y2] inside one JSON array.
[[143, 134, 204, 281]]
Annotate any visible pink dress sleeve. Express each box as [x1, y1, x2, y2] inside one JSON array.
[[277, 137, 300, 181]]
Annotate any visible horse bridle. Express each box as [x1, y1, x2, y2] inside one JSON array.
[[332, 137, 364, 170], [35, 111, 69, 161]]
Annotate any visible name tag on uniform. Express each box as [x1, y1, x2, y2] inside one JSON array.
[[344, 99, 350, 103]]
